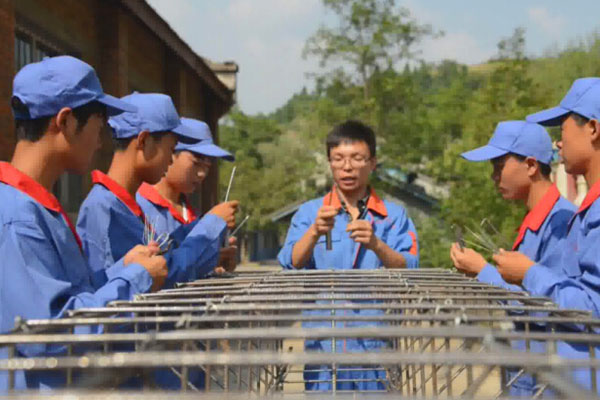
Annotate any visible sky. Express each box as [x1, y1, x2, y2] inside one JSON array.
[[146, 0, 600, 116]]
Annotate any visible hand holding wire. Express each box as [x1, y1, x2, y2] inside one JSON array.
[[347, 220, 378, 250], [143, 217, 173, 255]]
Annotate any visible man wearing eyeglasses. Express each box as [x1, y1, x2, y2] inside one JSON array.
[[277, 120, 419, 391]]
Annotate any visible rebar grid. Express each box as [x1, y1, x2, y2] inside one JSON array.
[[1, 268, 599, 399]]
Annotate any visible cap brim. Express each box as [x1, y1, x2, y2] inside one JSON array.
[[526, 106, 570, 127], [97, 94, 137, 116], [461, 145, 508, 162], [176, 143, 235, 162], [171, 123, 198, 144]]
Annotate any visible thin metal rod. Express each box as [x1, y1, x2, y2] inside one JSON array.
[[224, 166, 237, 202]]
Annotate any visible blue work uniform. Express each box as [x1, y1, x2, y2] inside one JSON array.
[[0, 162, 153, 390], [476, 185, 575, 395], [136, 182, 198, 235], [477, 185, 575, 290], [278, 187, 419, 391], [76, 171, 225, 289], [521, 180, 600, 391]]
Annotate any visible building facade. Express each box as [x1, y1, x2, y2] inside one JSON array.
[[0, 0, 238, 215]]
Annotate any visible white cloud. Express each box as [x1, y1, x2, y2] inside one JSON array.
[[528, 7, 566, 39], [421, 32, 495, 65]]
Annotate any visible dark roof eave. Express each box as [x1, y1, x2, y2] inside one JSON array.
[[121, 0, 235, 111]]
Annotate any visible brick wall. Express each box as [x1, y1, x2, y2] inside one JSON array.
[[1, 0, 231, 210], [0, 0, 15, 162]]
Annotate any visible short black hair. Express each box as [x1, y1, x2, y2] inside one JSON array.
[[510, 153, 552, 178], [12, 98, 106, 143], [570, 112, 590, 127], [326, 120, 376, 158], [112, 131, 170, 151]]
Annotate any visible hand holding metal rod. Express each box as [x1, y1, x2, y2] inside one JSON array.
[[223, 166, 237, 247], [224, 166, 237, 202], [231, 215, 249, 237], [454, 225, 465, 251]]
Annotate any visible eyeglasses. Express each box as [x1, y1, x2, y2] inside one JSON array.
[[329, 155, 371, 169], [196, 156, 214, 166]]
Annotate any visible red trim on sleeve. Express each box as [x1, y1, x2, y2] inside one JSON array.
[[408, 231, 418, 255]]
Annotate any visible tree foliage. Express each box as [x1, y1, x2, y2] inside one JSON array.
[[219, 2, 600, 267], [303, 0, 436, 99]]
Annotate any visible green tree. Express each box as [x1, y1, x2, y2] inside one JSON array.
[[304, 0, 436, 100]]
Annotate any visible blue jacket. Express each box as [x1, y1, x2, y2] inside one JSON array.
[[278, 188, 419, 270], [76, 171, 226, 289], [477, 185, 576, 291], [136, 182, 197, 236], [519, 180, 600, 392], [475, 185, 575, 395], [523, 180, 600, 316], [277, 188, 419, 391], [0, 162, 153, 390]]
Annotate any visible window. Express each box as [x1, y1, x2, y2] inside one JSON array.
[[14, 34, 33, 72], [14, 32, 59, 72], [14, 30, 83, 213]]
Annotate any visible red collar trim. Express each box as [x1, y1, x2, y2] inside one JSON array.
[[322, 187, 388, 217], [512, 184, 560, 250], [577, 178, 600, 215], [0, 162, 82, 250], [137, 183, 196, 224], [91, 170, 143, 218], [0, 162, 62, 212]]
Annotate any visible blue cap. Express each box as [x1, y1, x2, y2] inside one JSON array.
[[108, 92, 195, 140], [174, 118, 235, 161], [12, 55, 136, 119], [527, 78, 600, 126], [461, 121, 553, 164]]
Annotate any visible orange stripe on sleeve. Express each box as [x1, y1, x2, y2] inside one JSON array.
[[408, 231, 418, 255]]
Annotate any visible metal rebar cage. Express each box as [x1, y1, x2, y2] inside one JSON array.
[[1, 268, 599, 399]]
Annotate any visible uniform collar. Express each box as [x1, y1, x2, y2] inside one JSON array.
[[512, 184, 560, 250], [0, 161, 83, 250], [0, 161, 62, 213], [91, 170, 144, 218], [137, 182, 196, 224], [322, 186, 387, 218], [577, 178, 600, 215]]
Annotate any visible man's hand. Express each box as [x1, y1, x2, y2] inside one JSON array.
[[310, 205, 337, 237], [218, 236, 238, 272], [123, 244, 168, 292], [346, 220, 378, 250], [208, 200, 239, 229], [449, 243, 487, 277], [493, 250, 535, 284], [213, 266, 226, 275]]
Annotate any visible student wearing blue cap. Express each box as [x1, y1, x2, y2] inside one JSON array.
[[493, 80, 600, 314], [76, 93, 239, 289], [278, 120, 419, 391], [449, 121, 576, 395], [450, 121, 575, 288], [0, 56, 167, 390], [492, 79, 600, 392], [137, 118, 238, 273]]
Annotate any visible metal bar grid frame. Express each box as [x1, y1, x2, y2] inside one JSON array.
[[1, 268, 599, 399]]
